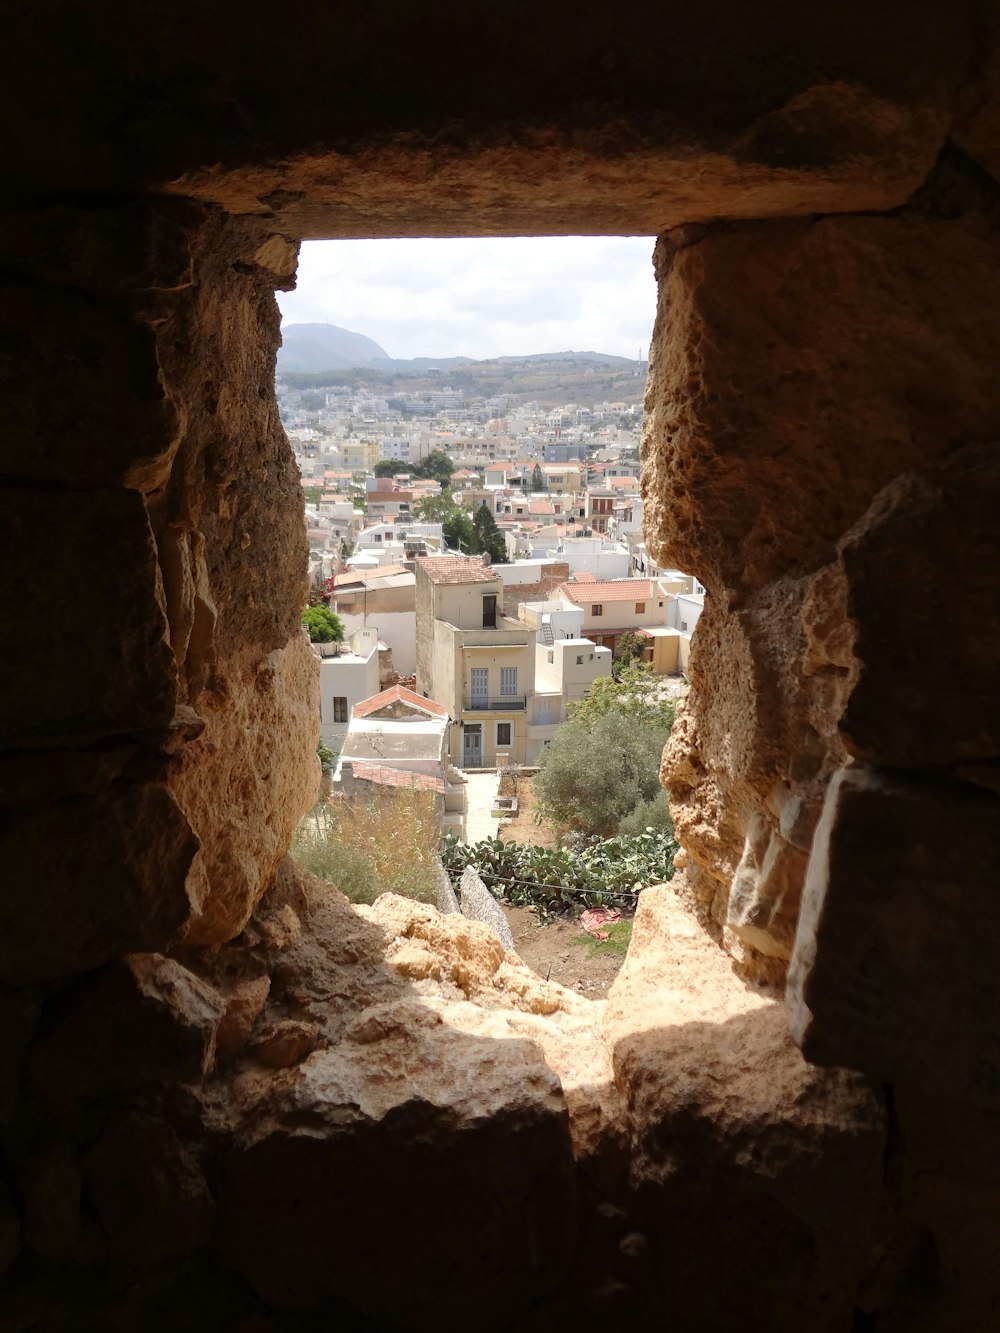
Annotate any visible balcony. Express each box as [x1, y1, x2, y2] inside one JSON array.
[[464, 695, 527, 712]]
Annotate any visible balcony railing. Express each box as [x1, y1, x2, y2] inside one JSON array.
[[464, 695, 527, 712]]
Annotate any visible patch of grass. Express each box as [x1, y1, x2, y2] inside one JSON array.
[[572, 920, 633, 958], [292, 788, 441, 906]]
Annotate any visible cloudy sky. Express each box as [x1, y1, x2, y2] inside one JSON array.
[[277, 237, 657, 361]]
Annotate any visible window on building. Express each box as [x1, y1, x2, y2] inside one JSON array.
[[592, 604, 603, 617], [681, 620, 689, 632], [576, 655, 584, 665], [500, 666, 518, 696], [635, 601, 646, 614], [333, 697, 348, 722], [496, 721, 512, 747], [547, 650, 554, 664]]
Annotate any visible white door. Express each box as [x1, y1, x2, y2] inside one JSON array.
[[471, 667, 488, 709], [463, 726, 483, 767]]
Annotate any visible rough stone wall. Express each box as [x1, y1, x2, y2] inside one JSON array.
[[500, 561, 570, 616], [643, 148, 1000, 1327], [1, 7, 999, 1331]]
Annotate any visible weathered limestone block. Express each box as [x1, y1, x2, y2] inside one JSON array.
[[217, 1002, 578, 1331], [647, 196, 1000, 976], [0, 783, 198, 983], [173, 633, 320, 945], [788, 765, 1000, 1101], [87, 1111, 215, 1271], [0, 281, 180, 491], [838, 442, 1000, 766], [606, 887, 884, 1332], [214, 974, 270, 1064], [727, 816, 811, 960], [642, 209, 1000, 593], [0, 491, 177, 750], [31, 954, 223, 1115], [21, 1140, 81, 1257]]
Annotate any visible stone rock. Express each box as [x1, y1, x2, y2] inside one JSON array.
[[31, 954, 224, 1115], [459, 864, 516, 950], [0, 491, 178, 750], [788, 764, 1000, 1101], [605, 887, 885, 1332], [87, 1111, 214, 1271], [0, 985, 40, 1121], [838, 442, 1000, 765], [726, 817, 811, 960], [217, 999, 578, 1331], [21, 1140, 81, 1256], [0, 1180, 20, 1274], [215, 974, 270, 1064], [173, 635, 319, 946], [0, 783, 198, 984], [246, 1019, 320, 1068]]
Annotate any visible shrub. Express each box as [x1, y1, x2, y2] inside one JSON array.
[[533, 710, 671, 836], [441, 827, 676, 917], [302, 604, 344, 643], [617, 788, 674, 838], [292, 788, 441, 905]]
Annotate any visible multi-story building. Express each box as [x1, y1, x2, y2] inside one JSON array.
[[338, 439, 381, 473], [314, 626, 381, 755], [415, 556, 537, 769]]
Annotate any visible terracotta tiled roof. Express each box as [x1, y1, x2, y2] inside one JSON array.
[[352, 684, 447, 718], [558, 578, 655, 603], [416, 556, 497, 584], [528, 500, 555, 515], [349, 761, 446, 794], [335, 563, 411, 586]]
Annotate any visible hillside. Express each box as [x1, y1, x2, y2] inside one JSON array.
[[278, 323, 391, 373]]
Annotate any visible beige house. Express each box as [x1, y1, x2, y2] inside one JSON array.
[[339, 439, 381, 472], [551, 575, 672, 655], [415, 556, 537, 769]]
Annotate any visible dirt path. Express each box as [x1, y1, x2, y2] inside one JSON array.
[[502, 905, 628, 996], [495, 774, 559, 848]]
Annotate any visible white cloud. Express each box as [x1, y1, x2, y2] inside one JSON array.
[[277, 237, 656, 361]]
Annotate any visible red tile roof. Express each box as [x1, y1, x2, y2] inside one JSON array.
[[352, 684, 448, 719], [416, 556, 498, 585], [349, 761, 446, 794], [528, 500, 555, 515], [558, 578, 655, 604]]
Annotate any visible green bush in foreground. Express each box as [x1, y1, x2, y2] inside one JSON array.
[[441, 827, 676, 917]]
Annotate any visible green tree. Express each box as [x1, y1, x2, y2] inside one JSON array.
[[568, 661, 676, 731], [613, 630, 647, 670], [303, 484, 322, 505], [373, 460, 399, 478], [415, 492, 462, 524], [530, 463, 545, 491], [443, 510, 477, 553], [471, 504, 507, 563], [533, 711, 672, 836], [302, 605, 345, 643], [411, 450, 454, 487]]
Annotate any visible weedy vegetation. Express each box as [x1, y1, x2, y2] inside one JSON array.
[[292, 789, 441, 905], [573, 920, 634, 958]]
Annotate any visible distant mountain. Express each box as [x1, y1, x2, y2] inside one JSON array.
[[277, 324, 391, 373], [278, 323, 638, 376]]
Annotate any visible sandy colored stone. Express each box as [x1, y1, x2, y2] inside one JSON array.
[[87, 1111, 215, 1271], [838, 442, 1000, 765], [789, 764, 1000, 1101], [175, 634, 319, 946], [215, 974, 270, 1064], [0, 783, 198, 983], [0, 491, 178, 750], [31, 954, 223, 1115], [605, 887, 885, 1332], [247, 1018, 320, 1068]]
